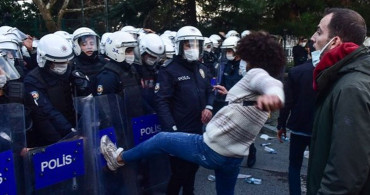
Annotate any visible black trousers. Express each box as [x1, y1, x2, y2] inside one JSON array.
[[166, 156, 199, 195]]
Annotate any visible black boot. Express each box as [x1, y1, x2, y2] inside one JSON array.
[[247, 143, 257, 168]]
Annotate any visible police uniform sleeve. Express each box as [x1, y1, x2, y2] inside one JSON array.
[[154, 67, 177, 131], [24, 82, 73, 143], [94, 70, 120, 96], [204, 67, 215, 110]]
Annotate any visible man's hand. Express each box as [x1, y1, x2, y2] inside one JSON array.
[[277, 129, 287, 143], [23, 35, 34, 51], [256, 95, 283, 112], [201, 109, 213, 124]]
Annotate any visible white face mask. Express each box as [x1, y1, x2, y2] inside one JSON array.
[[312, 37, 335, 67], [183, 48, 199, 62], [145, 57, 157, 66], [51, 63, 68, 75], [226, 53, 235, 61], [0, 75, 6, 88], [300, 42, 307, 47], [125, 54, 135, 64], [204, 48, 212, 53]]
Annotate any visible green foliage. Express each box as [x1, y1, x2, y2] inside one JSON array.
[[3, 0, 370, 38]]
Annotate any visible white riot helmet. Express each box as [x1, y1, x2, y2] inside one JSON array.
[[72, 27, 100, 56], [100, 32, 112, 55], [225, 30, 240, 38], [175, 26, 204, 62], [139, 33, 165, 66], [221, 36, 240, 52], [54, 31, 73, 48], [0, 35, 22, 60], [161, 35, 175, 59], [241, 30, 251, 38], [105, 31, 138, 64], [0, 26, 12, 35], [203, 37, 213, 53], [36, 34, 74, 68], [221, 36, 240, 61], [209, 34, 222, 48], [3, 28, 27, 44], [120, 26, 136, 33]]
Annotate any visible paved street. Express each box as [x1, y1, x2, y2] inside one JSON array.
[[194, 127, 309, 195]]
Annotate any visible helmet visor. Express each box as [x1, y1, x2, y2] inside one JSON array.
[[78, 35, 99, 55], [0, 55, 20, 80]]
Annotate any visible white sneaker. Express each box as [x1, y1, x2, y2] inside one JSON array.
[[100, 135, 124, 171]]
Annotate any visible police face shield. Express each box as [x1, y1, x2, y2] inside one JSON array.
[[78, 35, 99, 56], [12, 28, 27, 42], [180, 39, 204, 61], [0, 55, 20, 80]]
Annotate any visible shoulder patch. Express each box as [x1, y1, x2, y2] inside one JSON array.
[[97, 85, 103, 95], [30, 91, 39, 106], [199, 68, 205, 79], [154, 83, 160, 93], [161, 59, 173, 67]]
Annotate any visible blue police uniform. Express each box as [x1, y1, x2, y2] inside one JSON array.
[[71, 52, 107, 96], [24, 66, 75, 147], [94, 60, 144, 117], [155, 55, 215, 194], [134, 64, 159, 113], [221, 59, 243, 90], [155, 55, 215, 134], [202, 51, 217, 78]]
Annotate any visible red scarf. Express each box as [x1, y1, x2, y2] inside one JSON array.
[[313, 42, 359, 90]]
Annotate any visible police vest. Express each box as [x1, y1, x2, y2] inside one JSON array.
[[28, 68, 75, 125], [104, 62, 144, 117], [1, 80, 24, 104]]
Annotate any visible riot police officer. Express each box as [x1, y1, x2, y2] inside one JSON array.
[[71, 27, 107, 96], [24, 34, 76, 147], [135, 33, 165, 111], [219, 36, 243, 90], [155, 26, 215, 195], [94, 31, 144, 117], [0, 35, 24, 104], [209, 34, 222, 59], [202, 37, 217, 78]]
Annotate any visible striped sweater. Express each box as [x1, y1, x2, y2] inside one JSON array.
[[204, 68, 284, 157]]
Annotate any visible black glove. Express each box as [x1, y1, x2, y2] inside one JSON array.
[[71, 70, 90, 96]]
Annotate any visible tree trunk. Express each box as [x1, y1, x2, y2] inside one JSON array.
[[185, 0, 197, 26], [32, 0, 58, 32]]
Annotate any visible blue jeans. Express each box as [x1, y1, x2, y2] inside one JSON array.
[[122, 132, 243, 195], [289, 133, 311, 195]]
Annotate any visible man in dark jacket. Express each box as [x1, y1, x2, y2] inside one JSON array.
[[277, 60, 316, 195], [307, 8, 370, 194], [155, 26, 214, 195], [292, 37, 308, 66]]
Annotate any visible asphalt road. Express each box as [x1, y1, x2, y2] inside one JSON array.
[[194, 127, 309, 195]]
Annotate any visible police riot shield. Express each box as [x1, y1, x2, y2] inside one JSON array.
[[121, 86, 170, 194], [0, 103, 26, 195], [74, 94, 140, 195]]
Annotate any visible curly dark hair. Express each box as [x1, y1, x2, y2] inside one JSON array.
[[236, 31, 286, 78]]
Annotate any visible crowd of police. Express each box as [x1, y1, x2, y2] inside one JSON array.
[[0, 25, 255, 194]]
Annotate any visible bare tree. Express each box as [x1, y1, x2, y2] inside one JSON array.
[[32, 0, 104, 32]]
